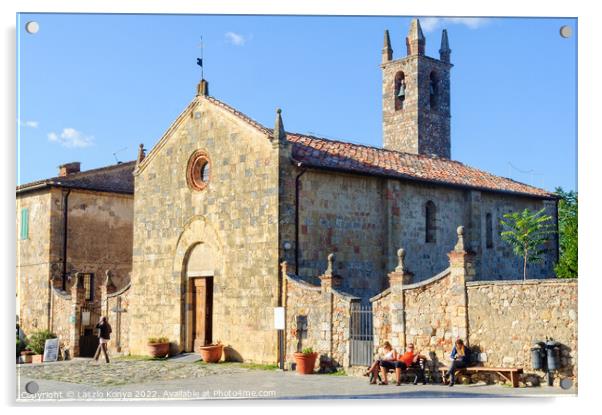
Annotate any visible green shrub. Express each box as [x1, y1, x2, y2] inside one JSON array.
[[27, 330, 57, 355], [301, 347, 314, 355]]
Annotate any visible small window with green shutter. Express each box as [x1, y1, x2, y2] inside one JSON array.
[[20, 208, 29, 240]]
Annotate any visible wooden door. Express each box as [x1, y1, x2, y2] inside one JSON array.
[[192, 277, 213, 351]]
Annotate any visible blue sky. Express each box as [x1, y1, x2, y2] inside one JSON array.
[[16, 14, 577, 192]]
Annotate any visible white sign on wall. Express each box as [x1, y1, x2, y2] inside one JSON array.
[[81, 310, 91, 326], [274, 307, 285, 330]]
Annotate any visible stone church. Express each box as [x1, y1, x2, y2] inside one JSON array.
[[127, 19, 559, 363]]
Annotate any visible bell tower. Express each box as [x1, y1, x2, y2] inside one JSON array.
[[382, 19, 453, 158]]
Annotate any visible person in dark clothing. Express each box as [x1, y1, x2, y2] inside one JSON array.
[[93, 316, 112, 363], [443, 339, 469, 386]]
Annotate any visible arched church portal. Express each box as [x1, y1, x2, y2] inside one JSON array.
[[173, 216, 222, 353], [184, 242, 216, 352]]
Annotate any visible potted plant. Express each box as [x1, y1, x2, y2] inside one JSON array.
[[294, 347, 318, 374], [27, 330, 57, 364], [147, 337, 170, 358], [198, 341, 223, 363], [18, 337, 33, 364]]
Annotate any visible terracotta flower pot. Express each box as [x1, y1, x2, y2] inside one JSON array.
[[21, 351, 34, 364], [199, 344, 223, 363], [294, 352, 318, 374], [147, 342, 170, 358], [31, 354, 43, 364]]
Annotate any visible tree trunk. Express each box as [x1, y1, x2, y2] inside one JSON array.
[[523, 249, 528, 280]]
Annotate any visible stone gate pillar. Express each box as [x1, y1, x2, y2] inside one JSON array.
[[388, 248, 413, 350], [318, 253, 336, 359], [69, 272, 86, 357], [446, 226, 475, 342]]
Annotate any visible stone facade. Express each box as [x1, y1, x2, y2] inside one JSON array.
[[291, 168, 557, 293], [129, 94, 280, 362], [17, 190, 53, 333], [16, 164, 134, 357]]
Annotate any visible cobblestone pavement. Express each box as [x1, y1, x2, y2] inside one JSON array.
[[17, 358, 248, 387], [16, 359, 576, 402]]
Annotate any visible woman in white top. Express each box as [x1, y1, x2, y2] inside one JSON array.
[[364, 341, 400, 385]]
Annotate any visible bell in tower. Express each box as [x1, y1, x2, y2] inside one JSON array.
[[381, 18, 453, 159]]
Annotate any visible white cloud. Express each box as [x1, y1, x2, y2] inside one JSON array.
[[18, 119, 39, 128], [420, 17, 491, 33], [47, 128, 94, 148], [225, 32, 247, 46]]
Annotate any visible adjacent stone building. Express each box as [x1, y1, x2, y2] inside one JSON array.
[[16, 161, 134, 357], [128, 19, 559, 363]]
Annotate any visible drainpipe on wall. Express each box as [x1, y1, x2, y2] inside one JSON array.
[[61, 189, 71, 291], [294, 162, 307, 276]]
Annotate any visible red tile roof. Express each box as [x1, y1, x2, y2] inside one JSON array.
[[203, 96, 554, 198], [17, 161, 136, 195], [287, 133, 555, 198]]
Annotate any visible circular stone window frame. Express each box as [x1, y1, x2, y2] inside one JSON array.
[[186, 150, 211, 191]]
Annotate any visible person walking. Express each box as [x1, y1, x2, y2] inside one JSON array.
[[93, 316, 112, 363]]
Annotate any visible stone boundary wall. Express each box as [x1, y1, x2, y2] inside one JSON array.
[[283, 257, 359, 370], [467, 279, 577, 384], [369, 227, 578, 385], [51, 288, 73, 354]]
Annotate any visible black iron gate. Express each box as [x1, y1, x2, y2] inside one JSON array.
[[350, 303, 373, 367]]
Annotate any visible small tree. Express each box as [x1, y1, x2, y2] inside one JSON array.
[[500, 208, 555, 280], [554, 187, 578, 278]]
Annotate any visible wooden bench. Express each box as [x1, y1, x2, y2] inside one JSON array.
[[439, 366, 524, 388]]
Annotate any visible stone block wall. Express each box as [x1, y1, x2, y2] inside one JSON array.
[[296, 170, 387, 297], [370, 229, 577, 385], [51, 289, 73, 353], [284, 260, 358, 370], [371, 289, 391, 353], [467, 279, 577, 384], [402, 269, 459, 357], [292, 166, 556, 297]]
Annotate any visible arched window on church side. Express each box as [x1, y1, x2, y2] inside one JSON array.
[[394, 71, 406, 111], [486, 213, 494, 249], [429, 71, 438, 110], [425, 201, 437, 243]]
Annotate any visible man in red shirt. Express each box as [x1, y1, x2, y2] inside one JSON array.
[[397, 343, 427, 385]]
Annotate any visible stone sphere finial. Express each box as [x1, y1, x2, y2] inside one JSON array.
[[276, 108, 282, 114], [454, 225, 466, 252], [395, 248, 406, 272]]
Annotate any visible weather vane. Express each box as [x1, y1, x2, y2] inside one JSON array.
[[197, 36, 204, 80]]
